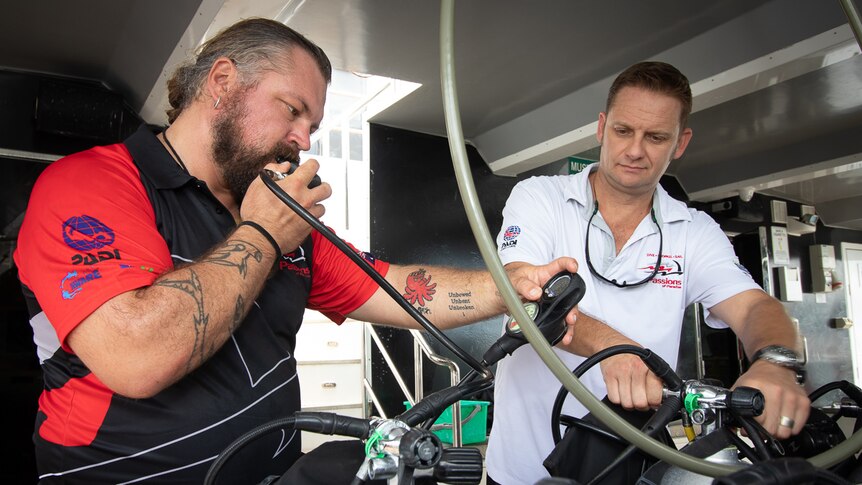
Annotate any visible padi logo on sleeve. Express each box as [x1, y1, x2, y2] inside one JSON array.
[[60, 269, 102, 300], [501, 225, 520, 250], [72, 249, 122, 265], [62, 215, 115, 251], [63, 215, 122, 265]]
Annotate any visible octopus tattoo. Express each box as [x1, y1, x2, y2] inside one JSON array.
[[403, 269, 437, 307]]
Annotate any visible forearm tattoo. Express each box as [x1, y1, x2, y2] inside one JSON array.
[[402, 268, 436, 315], [154, 269, 211, 369], [231, 295, 245, 333], [201, 240, 264, 277], [448, 290, 475, 312]]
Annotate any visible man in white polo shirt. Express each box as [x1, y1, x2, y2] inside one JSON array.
[[485, 61, 810, 485]]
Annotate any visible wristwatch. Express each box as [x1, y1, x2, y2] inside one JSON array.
[[750, 345, 806, 385]]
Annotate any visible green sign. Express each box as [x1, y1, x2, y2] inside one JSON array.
[[568, 156, 596, 174]]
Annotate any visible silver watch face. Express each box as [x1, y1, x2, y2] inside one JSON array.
[[754, 345, 806, 384], [758, 346, 800, 367]]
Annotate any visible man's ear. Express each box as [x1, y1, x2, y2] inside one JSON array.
[[672, 127, 693, 159], [596, 112, 607, 144], [206, 57, 237, 105]]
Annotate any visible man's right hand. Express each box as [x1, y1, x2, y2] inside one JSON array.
[[558, 311, 664, 411], [241, 158, 332, 254], [599, 352, 664, 411]]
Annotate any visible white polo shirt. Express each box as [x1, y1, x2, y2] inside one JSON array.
[[485, 167, 761, 485]]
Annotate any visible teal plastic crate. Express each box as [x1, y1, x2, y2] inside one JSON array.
[[404, 400, 489, 444]]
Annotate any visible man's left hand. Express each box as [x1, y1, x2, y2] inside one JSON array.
[[732, 360, 810, 439], [504, 258, 580, 343]]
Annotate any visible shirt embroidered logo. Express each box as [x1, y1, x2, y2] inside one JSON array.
[[60, 269, 103, 300], [501, 225, 520, 250], [279, 247, 310, 277], [62, 215, 115, 251]]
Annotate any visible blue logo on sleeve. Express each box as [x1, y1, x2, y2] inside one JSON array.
[[60, 269, 103, 300], [62, 215, 115, 251], [501, 225, 520, 249], [503, 226, 521, 241]]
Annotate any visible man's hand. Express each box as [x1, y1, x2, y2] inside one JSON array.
[[553, 310, 664, 411], [709, 290, 810, 439], [733, 360, 810, 439], [504, 258, 580, 342], [241, 159, 332, 254], [599, 353, 665, 411]]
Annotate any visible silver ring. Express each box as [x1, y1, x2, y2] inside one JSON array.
[[779, 415, 795, 428], [264, 169, 288, 181]]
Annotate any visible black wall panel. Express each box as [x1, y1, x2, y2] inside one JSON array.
[[0, 69, 143, 155]]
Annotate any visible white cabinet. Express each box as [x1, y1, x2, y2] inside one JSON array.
[[295, 310, 366, 452], [294, 317, 364, 363], [297, 361, 363, 407]]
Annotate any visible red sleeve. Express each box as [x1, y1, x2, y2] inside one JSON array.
[[307, 230, 389, 323], [13, 144, 172, 348]]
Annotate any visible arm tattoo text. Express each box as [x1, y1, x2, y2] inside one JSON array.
[[448, 290, 475, 312]]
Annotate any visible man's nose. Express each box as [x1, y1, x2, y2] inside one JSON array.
[[286, 123, 312, 151], [625, 135, 646, 159]]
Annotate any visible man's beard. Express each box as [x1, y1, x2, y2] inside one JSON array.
[[211, 90, 300, 203]]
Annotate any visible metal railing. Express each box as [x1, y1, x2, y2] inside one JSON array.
[[363, 324, 466, 446]]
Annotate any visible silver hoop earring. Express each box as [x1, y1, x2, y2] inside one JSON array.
[[213, 97, 221, 109]]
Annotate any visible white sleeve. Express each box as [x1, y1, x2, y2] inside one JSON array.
[[496, 177, 559, 266], [684, 211, 762, 328]]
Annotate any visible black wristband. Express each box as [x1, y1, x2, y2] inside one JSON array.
[[237, 221, 281, 257]]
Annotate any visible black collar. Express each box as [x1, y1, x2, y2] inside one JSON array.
[[124, 124, 194, 190]]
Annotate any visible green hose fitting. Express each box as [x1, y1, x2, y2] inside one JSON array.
[[684, 393, 702, 414]]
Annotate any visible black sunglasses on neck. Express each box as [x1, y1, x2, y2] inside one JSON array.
[[584, 201, 663, 288]]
